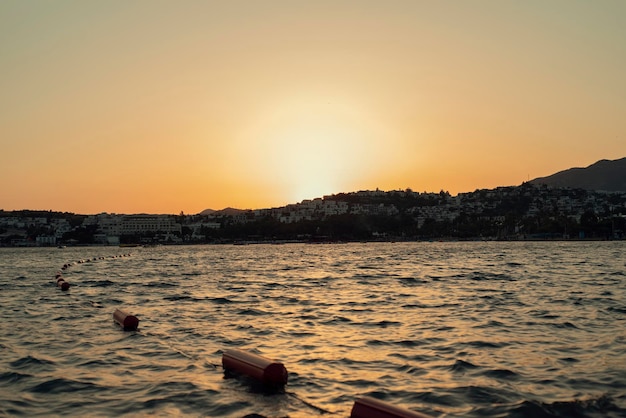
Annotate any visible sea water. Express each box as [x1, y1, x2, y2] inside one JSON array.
[[1, 242, 625, 417]]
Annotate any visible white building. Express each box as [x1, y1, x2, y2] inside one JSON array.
[[84, 213, 182, 236]]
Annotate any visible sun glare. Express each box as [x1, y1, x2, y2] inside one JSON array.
[[281, 130, 342, 202], [273, 116, 368, 203], [236, 96, 383, 204]]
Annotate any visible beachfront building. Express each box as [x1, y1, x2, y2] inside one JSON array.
[[83, 213, 182, 239]]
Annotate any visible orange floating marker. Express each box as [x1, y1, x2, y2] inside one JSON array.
[[113, 309, 139, 331], [222, 349, 288, 386], [56, 277, 70, 291], [350, 397, 432, 418]]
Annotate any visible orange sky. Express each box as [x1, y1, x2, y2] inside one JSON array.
[[1, 1, 624, 214]]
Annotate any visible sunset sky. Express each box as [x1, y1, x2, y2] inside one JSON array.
[[1, 1, 624, 214]]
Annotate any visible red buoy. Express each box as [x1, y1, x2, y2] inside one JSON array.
[[350, 397, 432, 418], [222, 349, 288, 386], [56, 277, 70, 291], [113, 309, 139, 331]]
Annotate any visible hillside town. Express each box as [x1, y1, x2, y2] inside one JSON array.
[[2, 183, 625, 246]]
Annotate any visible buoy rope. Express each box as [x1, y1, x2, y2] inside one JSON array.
[[286, 391, 336, 415], [141, 330, 205, 362]]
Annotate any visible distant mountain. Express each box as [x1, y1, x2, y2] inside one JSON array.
[[529, 157, 626, 192], [199, 207, 247, 216]]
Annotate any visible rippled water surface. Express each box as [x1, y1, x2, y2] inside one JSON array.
[[1, 242, 625, 417]]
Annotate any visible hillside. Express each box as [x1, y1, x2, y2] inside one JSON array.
[[529, 157, 626, 192], [198, 157, 626, 214]]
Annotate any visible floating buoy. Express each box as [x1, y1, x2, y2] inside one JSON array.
[[350, 397, 432, 418], [222, 349, 288, 386], [113, 309, 139, 331], [56, 277, 70, 291]]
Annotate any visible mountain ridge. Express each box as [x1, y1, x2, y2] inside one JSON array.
[[199, 207, 247, 216], [529, 157, 626, 192]]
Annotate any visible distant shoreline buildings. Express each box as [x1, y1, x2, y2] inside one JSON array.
[[2, 183, 626, 246]]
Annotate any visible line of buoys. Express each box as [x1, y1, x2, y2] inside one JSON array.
[[72, 254, 132, 265], [53, 253, 132, 292], [350, 396, 432, 418], [113, 308, 140, 331], [56, 276, 70, 291], [61, 253, 132, 267], [54, 272, 70, 291], [222, 349, 288, 387]]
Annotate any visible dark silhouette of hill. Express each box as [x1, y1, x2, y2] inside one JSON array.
[[530, 157, 626, 192], [200, 207, 247, 216]]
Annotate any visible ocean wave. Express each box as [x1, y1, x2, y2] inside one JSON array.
[[9, 355, 56, 371], [237, 308, 270, 316], [0, 371, 32, 384], [508, 394, 625, 418], [28, 377, 106, 395]]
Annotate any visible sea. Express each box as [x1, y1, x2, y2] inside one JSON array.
[[1, 242, 625, 418]]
